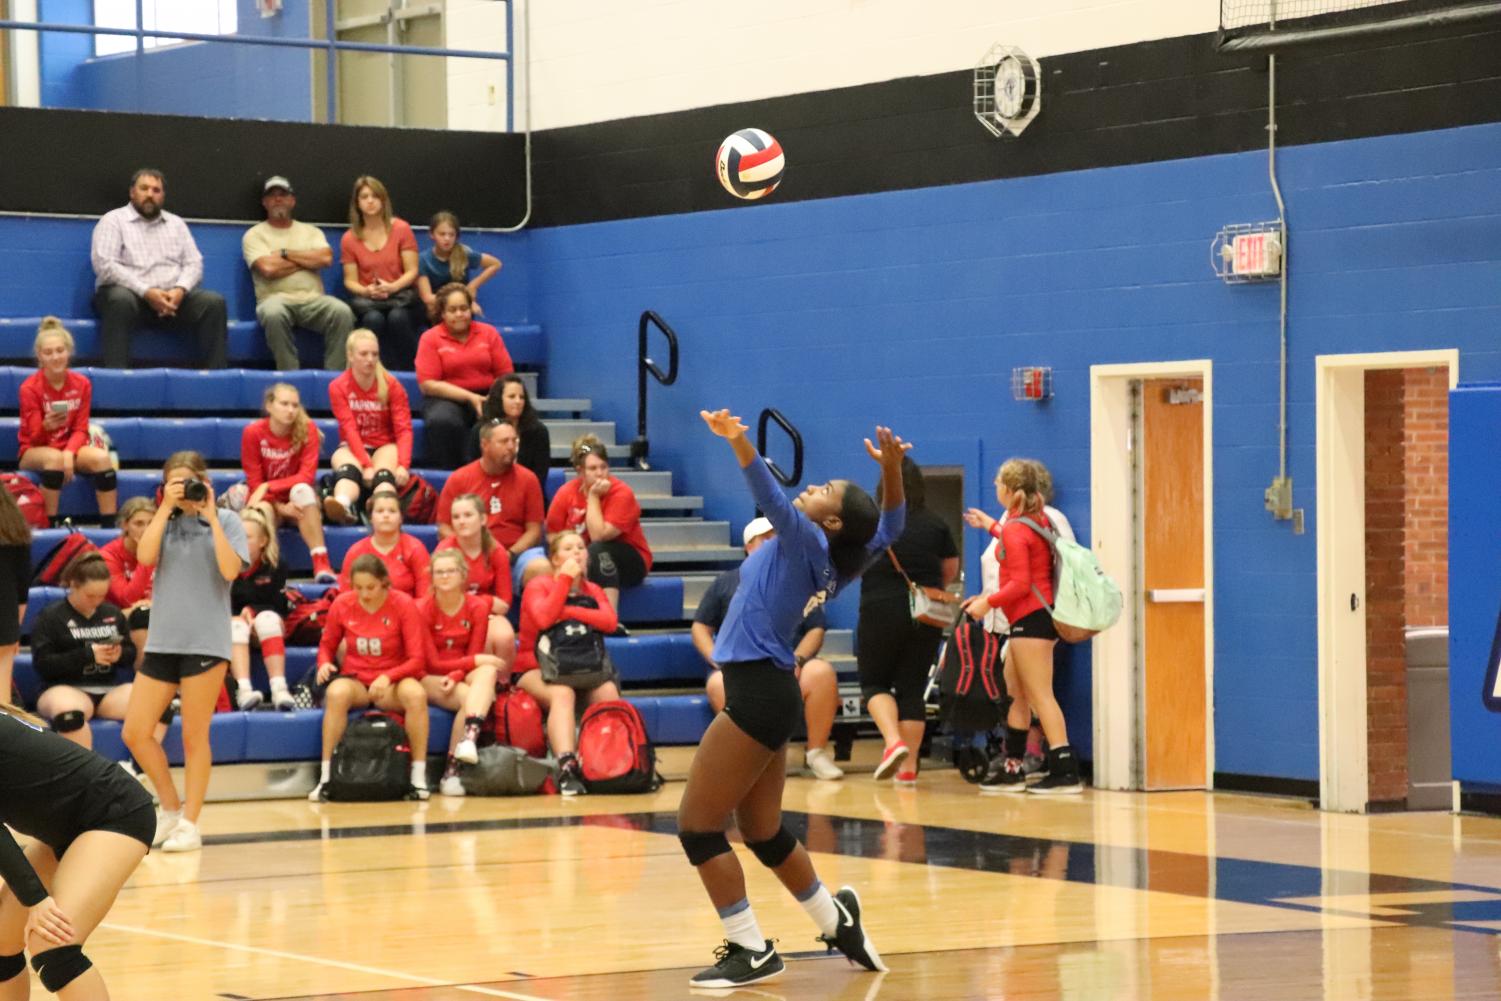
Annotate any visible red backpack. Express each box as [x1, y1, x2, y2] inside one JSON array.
[[577, 700, 661, 794], [284, 585, 339, 645], [487, 687, 545, 758], [31, 530, 100, 587], [1, 474, 49, 530], [398, 475, 438, 525]]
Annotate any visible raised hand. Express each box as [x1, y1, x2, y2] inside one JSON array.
[[964, 507, 997, 532], [700, 409, 749, 439], [863, 425, 912, 468]]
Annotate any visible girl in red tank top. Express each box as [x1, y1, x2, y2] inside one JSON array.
[[963, 458, 1082, 795]]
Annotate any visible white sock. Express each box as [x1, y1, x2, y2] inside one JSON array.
[[319, 760, 331, 783], [411, 761, 428, 788], [236, 678, 253, 693], [798, 880, 839, 936], [270, 676, 289, 692], [718, 899, 766, 952], [311, 546, 327, 556]]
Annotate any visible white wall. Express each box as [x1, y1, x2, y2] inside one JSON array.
[[444, 0, 511, 131], [529, 0, 1216, 130]]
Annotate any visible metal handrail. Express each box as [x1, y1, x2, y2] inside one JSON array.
[[757, 408, 804, 487], [630, 310, 680, 471]]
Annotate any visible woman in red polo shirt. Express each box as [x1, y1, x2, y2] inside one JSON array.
[[240, 383, 335, 583], [325, 329, 415, 524], [18, 318, 117, 524], [540, 434, 653, 613], [338, 491, 431, 598], [415, 283, 514, 470], [340, 175, 423, 370]]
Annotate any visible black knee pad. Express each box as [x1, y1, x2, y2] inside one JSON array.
[[332, 464, 364, 489], [370, 468, 398, 494], [678, 829, 732, 867], [93, 468, 118, 492], [745, 825, 799, 869], [31, 945, 91, 993], [39, 469, 64, 490], [0, 952, 24, 982], [51, 710, 87, 734], [159, 702, 178, 726]]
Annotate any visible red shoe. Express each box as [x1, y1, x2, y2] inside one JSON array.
[[894, 770, 918, 787], [873, 742, 909, 781], [311, 550, 337, 583]]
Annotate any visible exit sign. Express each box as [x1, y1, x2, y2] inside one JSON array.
[[1232, 231, 1282, 277]]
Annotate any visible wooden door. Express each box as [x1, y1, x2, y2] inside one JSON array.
[[1141, 378, 1207, 789]]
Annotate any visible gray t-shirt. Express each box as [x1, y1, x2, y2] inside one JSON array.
[[144, 508, 249, 660]]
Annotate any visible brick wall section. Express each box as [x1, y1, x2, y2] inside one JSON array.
[[1403, 368, 1449, 629], [1366, 369, 1409, 805]]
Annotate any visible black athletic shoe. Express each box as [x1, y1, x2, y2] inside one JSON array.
[[689, 940, 783, 988], [1028, 745, 1083, 795], [978, 757, 1027, 795], [558, 761, 586, 798], [818, 886, 887, 973]]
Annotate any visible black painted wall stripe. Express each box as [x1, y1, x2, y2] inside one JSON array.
[[532, 20, 1501, 227]]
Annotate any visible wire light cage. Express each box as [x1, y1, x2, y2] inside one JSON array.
[[1011, 367, 1053, 402], [1221, 0, 1501, 43], [973, 44, 1042, 139]]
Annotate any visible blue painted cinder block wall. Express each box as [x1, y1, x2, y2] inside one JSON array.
[[528, 121, 1501, 779]]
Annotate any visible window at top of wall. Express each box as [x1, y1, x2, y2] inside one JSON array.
[[93, 0, 239, 57]]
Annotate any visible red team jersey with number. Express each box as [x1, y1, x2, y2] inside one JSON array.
[[318, 589, 426, 685], [240, 419, 320, 503], [545, 477, 654, 572], [434, 537, 512, 607], [339, 533, 432, 598], [18, 370, 91, 453], [435, 461, 543, 551], [418, 591, 491, 681], [327, 370, 414, 468]]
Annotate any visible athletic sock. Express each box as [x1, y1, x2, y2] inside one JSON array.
[[717, 898, 767, 952], [320, 760, 331, 783], [411, 760, 428, 788], [1005, 725, 1030, 762], [463, 715, 483, 743], [236, 678, 253, 694], [269, 676, 289, 693], [796, 879, 838, 936]]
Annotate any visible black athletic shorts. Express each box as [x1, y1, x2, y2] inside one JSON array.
[[139, 652, 225, 684], [1009, 608, 1058, 641], [587, 539, 647, 591], [720, 659, 803, 752], [49, 786, 155, 857]]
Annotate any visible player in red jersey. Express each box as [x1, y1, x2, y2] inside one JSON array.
[[324, 329, 414, 524], [419, 549, 510, 797], [240, 383, 335, 582], [17, 318, 116, 524], [434, 493, 515, 657], [99, 497, 155, 669], [338, 492, 431, 598], [311, 554, 430, 800]]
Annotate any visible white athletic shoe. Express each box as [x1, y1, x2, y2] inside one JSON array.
[[805, 747, 845, 781], [161, 819, 201, 853], [439, 775, 467, 798], [453, 738, 479, 765], [236, 688, 264, 711], [308, 781, 326, 803], [152, 809, 182, 848], [271, 688, 296, 711], [412, 782, 431, 801]]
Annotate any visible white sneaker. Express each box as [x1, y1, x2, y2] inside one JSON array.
[[161, 819, 201, 853], [308, 781, 325, 802], [152, 809, 182, 848], [413, 783, 431, 801], [236, 688, 264, 711], [454, 738, 479, 765], [271, 688, 296, 711], [439, 775, 466, 797], [805, 747, 845, 781]]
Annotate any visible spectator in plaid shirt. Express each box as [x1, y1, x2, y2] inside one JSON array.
[[91, 168, 228, 369]]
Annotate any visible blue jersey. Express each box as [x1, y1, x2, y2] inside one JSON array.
[[713, 458, 904, 669]]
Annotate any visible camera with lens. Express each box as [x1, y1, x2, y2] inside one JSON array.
[[182, 479, 208, 503]]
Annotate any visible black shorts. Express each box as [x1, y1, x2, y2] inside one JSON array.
[[51, 789, 155, 857], [721, 659, 803, 752], [0, 606, 16, 648], [587, 540, 647, 591], [1010, 608, 1058, 641], [139, 652, 225, 684]]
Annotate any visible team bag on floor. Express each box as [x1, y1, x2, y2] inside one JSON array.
[[577, 699, 662, 794], [322, 712, 414, 801], [460, 745, 553, 796]]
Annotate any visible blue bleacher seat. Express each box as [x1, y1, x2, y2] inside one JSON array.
[[0, 366, 431, 414]]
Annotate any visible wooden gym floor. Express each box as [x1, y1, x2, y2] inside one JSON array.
[[35, 768, 1501, 1000]]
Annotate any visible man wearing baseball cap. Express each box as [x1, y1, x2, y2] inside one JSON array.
[[690, 517, 846, 780], [242, 176, 354, 370]]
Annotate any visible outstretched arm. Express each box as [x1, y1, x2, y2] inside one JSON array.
[[700, 409, 757, 467], [864, 425, 911, 552]]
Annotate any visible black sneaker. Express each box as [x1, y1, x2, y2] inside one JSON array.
[[1021, 753, 1049, 783], [1028, 746, 1083, 795], [818, 886, 887, 973], [559, 760, 586, 797], [978, 757, 1027, 795], [689, 940, 783, 988]]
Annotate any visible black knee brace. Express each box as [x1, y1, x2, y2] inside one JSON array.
[[39, 469, 64, 490], [159, 701, 178, 726], [332, 464, 364, 489], [93, 468, 117, 492], [31, 945, 91, 993], [370, 468, 398, 495], [51, 710, 87, 734], [745, 825, 799, 869], [678, 829, 732, 867], [0, 951, 24, 982]]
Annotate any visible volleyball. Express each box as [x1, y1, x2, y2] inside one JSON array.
[[716, 128, 785, 201]]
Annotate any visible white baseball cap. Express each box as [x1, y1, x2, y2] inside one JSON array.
[[742, 517, 775, 548]]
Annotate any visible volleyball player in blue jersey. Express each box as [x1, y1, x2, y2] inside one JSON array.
[[677, 409, 907, 989]]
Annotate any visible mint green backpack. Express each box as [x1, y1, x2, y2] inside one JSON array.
[[1016, 517, 1122, 643]]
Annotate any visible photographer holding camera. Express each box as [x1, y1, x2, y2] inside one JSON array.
[[121, 450, 248, 854]]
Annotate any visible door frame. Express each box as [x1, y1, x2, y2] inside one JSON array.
[[1315, 349, 1458, 813], [1090, 360, 1215, 791]]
